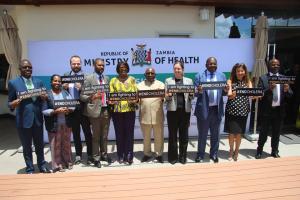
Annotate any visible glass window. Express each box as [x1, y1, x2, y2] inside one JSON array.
[[215, 14, 252, 38]]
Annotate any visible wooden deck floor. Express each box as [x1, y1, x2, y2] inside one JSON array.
[[0, 156, 300, 200]]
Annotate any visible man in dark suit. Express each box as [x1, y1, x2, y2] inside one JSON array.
[[8, 59, 50, 174], [63, 55, 92, 164], [255, 58, 293, 159], [80, 58, 111, 168], [194, 57, 228, 163]]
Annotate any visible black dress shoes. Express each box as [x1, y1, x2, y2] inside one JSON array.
[[169, 160, 177, 165], [210, 156, 219, 163], [101, 154, 112, 164], [94, 161, 102, 168], [141, 155, 151, 162], [127, 159, 133, 165], [40, 167, 51, 173], [87, 157, 94, 165], [155, 156, 164, 163], [195, 156, 204, 163], [179, 157, 187, 164], [271, 152, 280, 158], [255, 152, 262, 159]]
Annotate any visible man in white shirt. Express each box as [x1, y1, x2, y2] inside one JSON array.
[[256, 58, 293, 159]]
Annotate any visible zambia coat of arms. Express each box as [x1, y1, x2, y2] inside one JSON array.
[[131, 44, 151, 66]]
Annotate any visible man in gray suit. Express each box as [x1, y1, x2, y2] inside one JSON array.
[[80, 58, 111, 168]]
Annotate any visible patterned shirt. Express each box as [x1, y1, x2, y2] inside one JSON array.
[[109, 76, 137, 112], [225, 81, 250, 116]]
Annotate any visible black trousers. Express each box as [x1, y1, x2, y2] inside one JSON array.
[[257, 107, 282, 153], [167, 108, 191, 163], [71, 109, 92, 157], [112, 111, 136, 161]]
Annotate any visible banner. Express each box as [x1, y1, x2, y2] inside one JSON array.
[[28, 38, 254, 141]]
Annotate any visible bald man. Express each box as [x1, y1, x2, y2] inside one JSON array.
[[137, 68, 165, 163], [8, 59, 50, 174]]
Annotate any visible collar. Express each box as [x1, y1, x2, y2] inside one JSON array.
[[71, 70, 83, 75], [269, 72, 279, 76], [21, 76, 32, 82]]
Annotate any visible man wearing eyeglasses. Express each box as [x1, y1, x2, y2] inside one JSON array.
[[8, 59, 51, 174], [137, 67, 165, 163]]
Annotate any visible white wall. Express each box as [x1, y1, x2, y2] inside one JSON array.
[[13, 4, 215, 58]]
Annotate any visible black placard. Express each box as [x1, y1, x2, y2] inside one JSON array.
[[17, 87, 47, 100], [236, 88, 264, 96], [82, 84, 110, 95], [268, 76, 296, 84], [61, 75, 84, 83], [108, 92, 137, 101], [138, 89, 165, 98], [200, 81, 227, 90], [53, 99, 81, 108], [167, 85, 195, 93]]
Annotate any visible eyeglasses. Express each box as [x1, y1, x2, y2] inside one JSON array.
[[21, 66, 32, 69]]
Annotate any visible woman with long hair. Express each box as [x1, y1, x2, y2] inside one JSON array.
[[224, 63, 252, 161]]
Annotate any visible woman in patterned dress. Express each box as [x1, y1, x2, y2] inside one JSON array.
[[224, 63, 252, 161], [109, 62, 138, 165]]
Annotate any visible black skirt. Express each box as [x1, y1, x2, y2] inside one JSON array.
[[224, 113, 247, 134]]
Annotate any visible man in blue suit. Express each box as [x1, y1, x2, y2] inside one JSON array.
[[194, 57, 228, 163], [8, 59, 50, 174]]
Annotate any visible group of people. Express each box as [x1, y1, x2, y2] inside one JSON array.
[[7, 55, 293, 174]]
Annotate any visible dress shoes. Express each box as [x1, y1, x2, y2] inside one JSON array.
[[74, 156, 82, 165], [255, 152, 262, 159], [94, 161, 102, 168], [155, 156, 164, 163], [127, 159, 133, 165], [169, 160, 177, 165], [87, 157, 94, 165], [101, 154, 112, 164], [40, 167, 52, 173], [271, 152, 280, 158], [141, 155, 152, 162], [210, 156, 219, 163], [179, 157, 187, 164], [195, 156, 204, 163]]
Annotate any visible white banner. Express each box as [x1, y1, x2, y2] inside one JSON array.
[[28, 38, 254, 141]]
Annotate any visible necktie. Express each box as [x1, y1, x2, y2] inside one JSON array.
[[273, 84, 279, 102], [26, 79, 34, 90], [25, 79, 36, 101], [99, 77, 105, 106], [209, 73, 214, 103]]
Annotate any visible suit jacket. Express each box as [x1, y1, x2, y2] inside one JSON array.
[[194, 70, 227, 120], [63, 70, 87, 111], [137, 79, 165, 124], [165, 76, 194, 112], [80, 72, 110, 118], [7, 76, 45, 128], [258, 73, 293, 118], [43, 89, 73, 132]]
